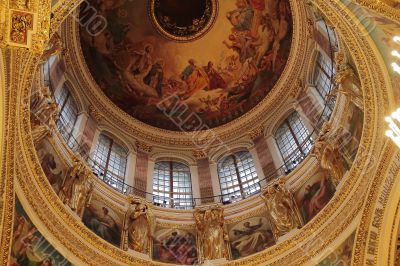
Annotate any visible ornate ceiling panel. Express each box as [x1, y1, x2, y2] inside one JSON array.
[[79, 0, 293, 131]]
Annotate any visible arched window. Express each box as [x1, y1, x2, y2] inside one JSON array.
[[218, 151, 260, 204], [92, 133, 128, 191], [314, 53, 335, 101], [55, 85, 78, 145], [275, 111, 313, 172], [153, 161, 193, 209]]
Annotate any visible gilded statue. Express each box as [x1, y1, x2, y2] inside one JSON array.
[[59, 160, 93, 218], [332, 52, 363, 110], [31, 102, 58, 144], [194, 206, 228, 261], [30, 85, 59, 144], [39, 32, 63, 64], [261, 180, 302, 239], [121, 197, 154, 254], [313, 125, 349, 186]]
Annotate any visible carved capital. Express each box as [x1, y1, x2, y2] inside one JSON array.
[[135, 141, 152, 153]]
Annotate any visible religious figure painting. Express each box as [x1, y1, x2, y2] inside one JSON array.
[[82, 198, 123, 247], [227, 215, 275, 259], [152, 228, 198, 265], [294, 170, 336, 223], [36, 139, 68, 193], [9, 198, 72, 266], [79, 0, 293, 131], [318, 232, 355, 266], [341, 104, 363, 166]]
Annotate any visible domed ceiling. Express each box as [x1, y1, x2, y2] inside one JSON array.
[[79, 0, 293, 131]]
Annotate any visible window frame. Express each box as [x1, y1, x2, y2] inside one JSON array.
[[152, 161, 194, 209], [92, 134, 128, 191], [217, 151, 260, 204], [55, 86, 78, 143], [275, 112, 313, 172]]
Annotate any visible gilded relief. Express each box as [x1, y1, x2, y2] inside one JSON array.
[[79, 0, 293, 130]]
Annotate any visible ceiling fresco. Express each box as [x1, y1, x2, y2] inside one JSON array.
[[79, 0, 293, 131]]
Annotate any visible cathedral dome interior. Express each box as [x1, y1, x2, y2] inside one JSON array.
[[1, 0, 400, 266]]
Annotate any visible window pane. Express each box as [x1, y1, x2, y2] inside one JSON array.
[[153, 161, 193, 209], [92, 134, 127, 192], [218, 151, 260, 204], [275, 112, 313, 172]]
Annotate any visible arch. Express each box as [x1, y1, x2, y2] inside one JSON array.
[[62, 79, 87, 114], [149, 152, 196, 166], [95, 126, 133, 153], [208, 139, 254, 163]]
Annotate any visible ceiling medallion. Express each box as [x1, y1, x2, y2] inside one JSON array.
[[148, 0, 218, 42]]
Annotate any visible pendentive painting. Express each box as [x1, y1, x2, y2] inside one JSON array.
[[80, 0, 293, 131], [10, 198, 72, 266], [294, 170, 336, 224], [341, 104, 364, 166], [318, 232, 356, 266], [82, 198, 123, 247], [226, 215, 275, 259], [152, 227, 198, 265], [36, 138, 68, 193]]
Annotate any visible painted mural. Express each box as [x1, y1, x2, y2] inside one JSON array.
[[318, 232, 355, 266], [152, 227, 198, 265], [82, 198, 123, 247], [341, 104, 364, 165], [36, 139, 68, 193], [294, 170, 336, 223], [80, 0, 293, 131], [10, 198, 72, 266], [227, 215, 275, 259]]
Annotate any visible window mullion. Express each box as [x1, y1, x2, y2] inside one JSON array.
[[169, 161, 174, 207], [104, 139, 113, 178], [287, 120, 304, 155], [233, 155, 245, 199]]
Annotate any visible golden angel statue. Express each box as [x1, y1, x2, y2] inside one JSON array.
[[59, 160, 93, 218], [261, 180, 302, 239], [194, 206, 228, 261], [333, 52, 363, 110], [121, 197, 154, 255], [313, 125, 349, 186]]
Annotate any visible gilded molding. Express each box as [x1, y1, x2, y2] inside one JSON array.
[[0, 0, 396, 265]]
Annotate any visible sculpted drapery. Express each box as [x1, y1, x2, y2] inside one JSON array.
[[121, 197, 154, 255], [194, 206, 229, 262], [59, 159, 94, 218], [261, 180, 302, 239]]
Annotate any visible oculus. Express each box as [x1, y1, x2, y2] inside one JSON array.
[[149, 0, 218, 42]]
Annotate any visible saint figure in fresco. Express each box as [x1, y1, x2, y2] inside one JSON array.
[[180, 59, 209, 100], [181, 59, 196, 81], [85, 207, 120, 246], [300, 177, 334, 222], [227, 0, 254, 32], [231, 219, 274, 257], [204, 61, 226, 89], [144, 59, 164, 97], [129, 44, 153, 76]]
